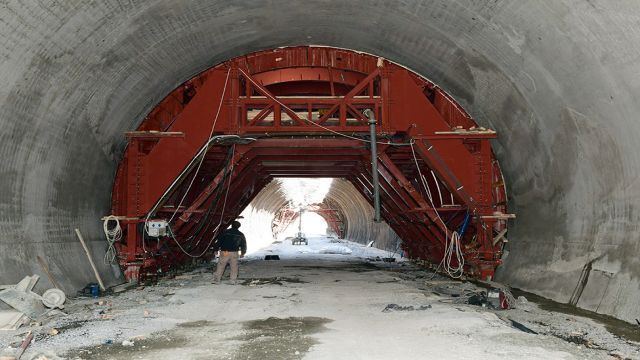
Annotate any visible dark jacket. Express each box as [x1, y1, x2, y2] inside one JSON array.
[[214, 228, 247, 255]]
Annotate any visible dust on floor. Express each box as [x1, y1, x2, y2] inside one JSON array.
[[1, 236, 638, 360]]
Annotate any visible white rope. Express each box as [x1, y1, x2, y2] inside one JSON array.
[[141, 68, 232, 254], [167, 144, 236, 258], [166, 68, 232, 224], [103, 215, 122, 264], [410, 141, 464, 278]]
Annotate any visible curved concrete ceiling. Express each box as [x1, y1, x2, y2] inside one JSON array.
[[1, 1, 639, 322], [241, 179, 401, 253]]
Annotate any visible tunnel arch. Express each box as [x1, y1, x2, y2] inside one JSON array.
[[1, 1, 639, 323], [108, 46, 509, 282]]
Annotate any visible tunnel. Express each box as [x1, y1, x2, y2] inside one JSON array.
[[1, 0, 639, 329]]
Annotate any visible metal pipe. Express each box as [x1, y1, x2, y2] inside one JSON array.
[[363, 109, 381, 223]]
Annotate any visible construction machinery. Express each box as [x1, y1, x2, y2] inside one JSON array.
[[107, 46, 511, 282]]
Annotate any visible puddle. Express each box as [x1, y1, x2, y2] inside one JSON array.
[[177, 320, 216, 328], [512, 289, 640, 343], [231, 317, 332, 360], [283, 262, 379, 273], [65, 333, 189, 360]]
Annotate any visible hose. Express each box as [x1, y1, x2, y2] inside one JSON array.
[[102, 215, 122, 264]]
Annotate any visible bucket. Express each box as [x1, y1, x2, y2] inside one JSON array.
[[89, 283, 100, 298]]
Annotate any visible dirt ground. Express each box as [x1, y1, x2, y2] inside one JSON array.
[[1, 237, 638, 359]]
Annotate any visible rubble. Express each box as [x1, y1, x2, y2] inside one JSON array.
[[0, 276, 67, 332], [0, 236, 637, 359], [121, 340, 134, 347]]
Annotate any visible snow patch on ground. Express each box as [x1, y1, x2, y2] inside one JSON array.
[[249, 235, 403, 260]]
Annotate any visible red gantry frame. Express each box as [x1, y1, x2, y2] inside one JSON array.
[[110, 46, 510, 281]]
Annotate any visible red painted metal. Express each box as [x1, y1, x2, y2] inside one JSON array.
[[110, 46, 509, 281]]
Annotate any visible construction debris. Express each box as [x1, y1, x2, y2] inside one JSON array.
[[121, 340, 134, 347], [382, 304, 432, 312], [0, 276, 67, 332], [0, 276, 46, 319], [41, 290, 65, 310], [15, 331, 34, 359], [0, 237, 637, 359], [0, 311, 26, 331]]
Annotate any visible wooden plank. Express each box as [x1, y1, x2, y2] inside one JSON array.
[[493, 228, 508, 246], [36, 256, 61, 290], [481, 213, 516, 220], [75, 229, 106, 291], [100, 215, 139, 221]]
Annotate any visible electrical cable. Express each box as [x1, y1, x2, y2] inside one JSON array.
[[180, 146, 234, 245], [166, 144, 236, 258], [138, 67, 249, 253], [102, 215, 122, 264], [141, 66, 410, 256], [410, 141, 465, 278], [166, 68, 232, 225]]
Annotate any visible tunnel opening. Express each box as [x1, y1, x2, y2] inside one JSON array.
[[108, 46, 510, 283], [269, 178, 341, 242]]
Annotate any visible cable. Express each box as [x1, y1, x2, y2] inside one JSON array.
[[166, 68, 232, 224], [410, 141, 465, 278], [167, 224, 221, 259], [141, 68, 233, 253], [237, 68, 412, 147], [102, 215, 122, 264], [181, 146, 234, 244], [166, 144, 237, 258]]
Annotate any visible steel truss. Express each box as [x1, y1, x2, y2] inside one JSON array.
[[110, 46, 509, 282]]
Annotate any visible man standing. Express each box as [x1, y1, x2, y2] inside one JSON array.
[[213, 220, 247, 284]]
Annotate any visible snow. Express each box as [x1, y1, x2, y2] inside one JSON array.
[[250, 235, 403, 260]]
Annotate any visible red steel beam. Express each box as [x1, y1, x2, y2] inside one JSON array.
[[110, 46, 509, 282]]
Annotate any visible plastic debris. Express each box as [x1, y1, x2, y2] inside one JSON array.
[[41, 289, 66, 309]]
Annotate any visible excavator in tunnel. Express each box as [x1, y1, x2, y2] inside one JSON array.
[[106, 46, 511, 283]]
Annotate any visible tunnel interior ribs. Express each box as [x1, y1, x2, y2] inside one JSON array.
[[110, 46, 509, 282]]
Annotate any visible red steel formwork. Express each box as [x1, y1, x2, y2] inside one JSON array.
[[110, 46, 510, 281]]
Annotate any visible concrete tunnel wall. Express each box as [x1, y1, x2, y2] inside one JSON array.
[[240, 179, 401, 253], [1, 1, 639, 322]]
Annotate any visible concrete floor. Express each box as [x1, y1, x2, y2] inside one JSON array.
[[2, 238, 637, 360]]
